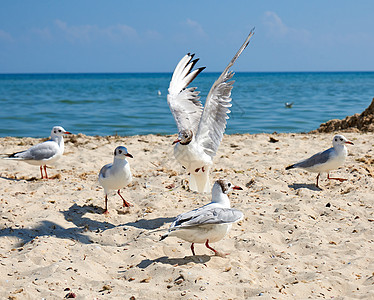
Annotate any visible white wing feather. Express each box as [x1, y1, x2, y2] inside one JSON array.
[[167, 54, 206, 134], [195, 29, 255, 158]]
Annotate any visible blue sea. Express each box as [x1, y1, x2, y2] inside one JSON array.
[[0, 72, 373, 138]]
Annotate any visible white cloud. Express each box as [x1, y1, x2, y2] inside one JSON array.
[[102, 24, 137, 41], [55, 19, 96, 42], [0, 29, 13, 42], [185, 18, 206, 37], [263, 11, 289, 36], [30, 27, 52, 40], [54, 19, 138, 43], [145, 29, 162, 40], [263, 11, 310, 42]]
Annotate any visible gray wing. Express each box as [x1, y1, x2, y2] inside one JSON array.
[[195, 29, 254, 158], [99, 163, 112, 179], [8, 140, 58, 161], [170, 207, 243, 230], [167, 53, 205, 134], [294, 147, 334, 168]]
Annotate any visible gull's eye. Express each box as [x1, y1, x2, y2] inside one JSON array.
[[118, 149, 122, 154], [340, 138, 343, 141], [228, 183, 232, 187], [59, 130, 62, 132], [335, 138, 337, 141]]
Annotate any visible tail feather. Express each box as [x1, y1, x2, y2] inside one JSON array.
[[189, 171, 210, 193], [285, 164, 295, 170], [160, 233, 168, 241], [5, 151, 24, 159]]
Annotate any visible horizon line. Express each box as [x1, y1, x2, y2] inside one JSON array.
[[1, 70, 374, 75]]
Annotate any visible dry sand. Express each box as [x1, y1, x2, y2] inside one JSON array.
[[0, 132, 373, 299]]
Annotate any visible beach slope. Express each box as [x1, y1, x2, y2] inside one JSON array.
[[0, 132, 373, 299]]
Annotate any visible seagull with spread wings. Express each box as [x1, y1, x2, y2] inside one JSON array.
[[167, 29, 254, 193]]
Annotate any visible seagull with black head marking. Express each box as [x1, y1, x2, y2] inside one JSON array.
[[98, 146, 133, 214], [4, 125, 72, 179], [160, 179, 243, 257], [167, 29, 254, 193], [286, 134, 354, 188]]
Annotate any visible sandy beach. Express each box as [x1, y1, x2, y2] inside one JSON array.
[[0, 132, 373, 299]]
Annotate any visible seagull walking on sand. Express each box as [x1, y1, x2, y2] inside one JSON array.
[[4, 126, 71, 179], [285, 134, 354, 188], [160, 179, 243, 257], [167, 29, 254, 193], [98, 146, 133, 214]]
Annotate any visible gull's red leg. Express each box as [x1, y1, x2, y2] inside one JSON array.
[[205, 239, 228, 257], [205, 240, 218, 255], [43, 165, 48, 179], [117, 189, 132, 207], [103, 194, 109, 214], [40, 166, 44, 179], [327, 173, 347, 182], [190, 243, 196, 256]]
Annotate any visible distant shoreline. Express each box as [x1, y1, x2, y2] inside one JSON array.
[[2, 130, 372, 142], [1, 70, 374, 76]]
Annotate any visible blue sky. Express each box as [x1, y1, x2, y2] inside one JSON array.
[[1, 0, 374, 73]]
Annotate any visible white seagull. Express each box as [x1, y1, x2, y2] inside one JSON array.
[[167, 29, 254, 193], [286, 134, 354, 188], [160, 179, 243, 257], [4, 126, 71, 179], [98, 146, 133, 214]]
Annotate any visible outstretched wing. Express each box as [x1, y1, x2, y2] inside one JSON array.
[[170, 207, 243, 231], [167, 53, 206, 134], [195, 29, 255, 158]]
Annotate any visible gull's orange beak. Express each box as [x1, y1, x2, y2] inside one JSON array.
[[345, 141, 354, 145], [233, 186, 243, 190], [172, 138, 180, 145], [64, 131, 72, 135], [126, 153, 133, 158]]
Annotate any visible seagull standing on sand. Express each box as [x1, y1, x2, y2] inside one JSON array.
[[285, 134, 354, 188], [98, 146, 133, 214], [4, 126, 71, 179], [167, 29, 254, 193], [160, 179, 243, 257]]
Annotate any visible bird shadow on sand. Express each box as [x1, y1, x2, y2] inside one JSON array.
[[136, 255, 211, 269], [123, 217, 175, 230], [0, 175, 39, 182], [288, 183, 321, 191], [0, 220, 93, 248], [61, 203, 116, 231], [0, 203, 118, 248]]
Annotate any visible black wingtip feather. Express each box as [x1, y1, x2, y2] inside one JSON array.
[[184, 66, 206, 88], [190, 58, 200, 70], [285, 165, 295, 170], [198, 66, 206, 74], [8, 151, 23, 158], [159, 234, 168, 241]]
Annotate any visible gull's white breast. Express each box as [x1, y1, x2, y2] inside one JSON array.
[[174, 143, 211, 172], [99, 163, 132, 191]]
